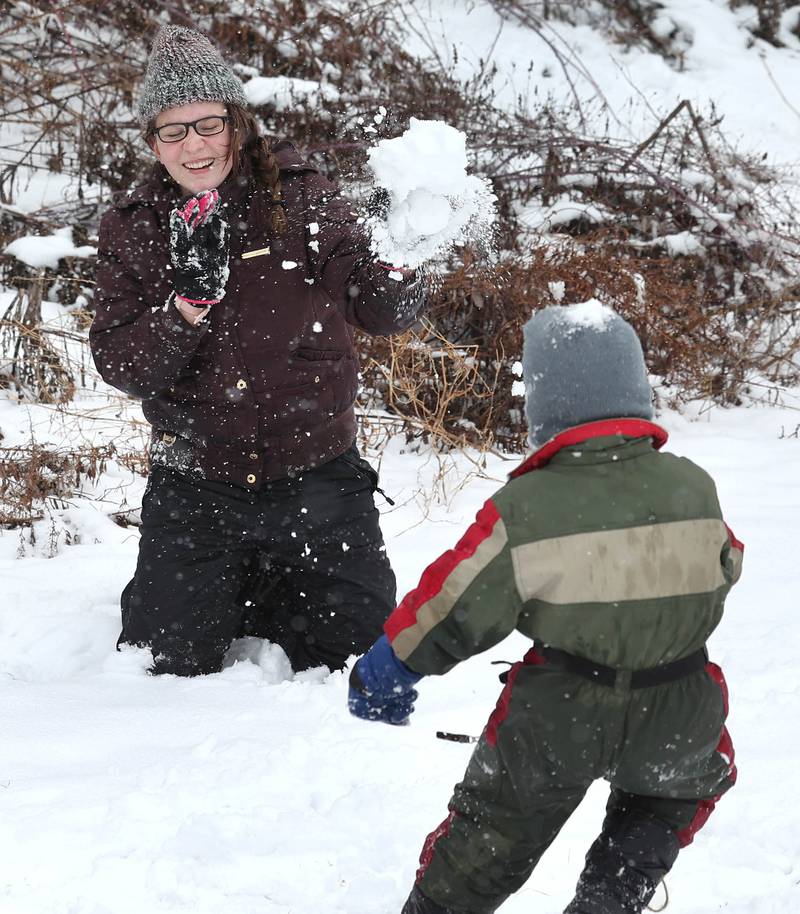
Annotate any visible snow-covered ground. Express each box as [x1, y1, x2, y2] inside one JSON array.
[[402, 0, 800, 168], [1, 396, 799, 913], [3, 2, 800, 912]]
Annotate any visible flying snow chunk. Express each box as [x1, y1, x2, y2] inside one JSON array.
[[365, 118, 497, 268], [282, 260, 298, 270]]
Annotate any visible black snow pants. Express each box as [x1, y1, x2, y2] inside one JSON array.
[[404, 650, 736, 914], [119, 445, 396, 675]]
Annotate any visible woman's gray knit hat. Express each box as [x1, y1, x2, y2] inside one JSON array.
[[136, 26, 247, 126], [522, 301, 653, 448]]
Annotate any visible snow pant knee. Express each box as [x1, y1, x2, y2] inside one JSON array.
[[415, 665, 589, 914], [119, 468, 260, 675], [119, 448, 395, 676], [235, 448, 395, 672]]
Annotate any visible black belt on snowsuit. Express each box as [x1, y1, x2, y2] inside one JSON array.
[[512, 645, 708, 689]]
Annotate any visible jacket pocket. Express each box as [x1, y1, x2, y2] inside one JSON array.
[[289, 348, 358, 412]]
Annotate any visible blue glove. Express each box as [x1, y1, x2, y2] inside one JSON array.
[[348, 634, 423, 726]]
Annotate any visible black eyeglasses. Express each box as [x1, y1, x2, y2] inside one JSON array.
[[151, 115, 230, 144]]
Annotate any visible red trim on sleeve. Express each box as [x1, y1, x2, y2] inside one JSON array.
[[510, 419, 669, 478], [384, 499, 502, 643], [725, 523, 744, 553], [676, 662, 737, 847]]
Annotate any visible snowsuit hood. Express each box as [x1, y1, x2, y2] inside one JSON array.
[[522, 302, 654, 448]]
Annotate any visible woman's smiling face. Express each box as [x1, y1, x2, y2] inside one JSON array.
[[151, 101, 233, 195]]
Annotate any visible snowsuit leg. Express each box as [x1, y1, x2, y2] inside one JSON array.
[[402, 883, 458, 914], [240, 447, 396, 672], [410, 663, 593, 914], [565, 661, 736, 914], [120, 466, 263, 675], [408, 659, 735, 914]]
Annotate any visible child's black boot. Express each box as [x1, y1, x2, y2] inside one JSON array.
[[564, 808, 679, 914]]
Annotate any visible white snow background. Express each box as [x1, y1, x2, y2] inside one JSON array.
[[2, 2, 800, 912]]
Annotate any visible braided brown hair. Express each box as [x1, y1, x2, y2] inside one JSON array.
[[227, 104, 287, 236]]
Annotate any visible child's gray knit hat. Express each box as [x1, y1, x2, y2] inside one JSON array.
[[522, 301, 653, 448], [136, 26, 247, 126]]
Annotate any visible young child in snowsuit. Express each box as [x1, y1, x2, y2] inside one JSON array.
[[349, 302, 741, 914]]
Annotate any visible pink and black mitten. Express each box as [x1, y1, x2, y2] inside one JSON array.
[[168, 189, 230, 305]]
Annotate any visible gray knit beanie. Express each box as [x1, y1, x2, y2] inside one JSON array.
[[137, 26, 247, 126], [522, 300, 653, 447]]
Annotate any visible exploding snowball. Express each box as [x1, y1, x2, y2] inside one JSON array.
[[364, 118, 497, 268]]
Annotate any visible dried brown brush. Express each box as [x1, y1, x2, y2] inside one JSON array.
[[361, 319, 501, 451], [2, 0, 799, 464], [360, 235, 800, 452], [0, 439, 150, 529], [0, 283, 76, 404], [0, 442, 101, 527]]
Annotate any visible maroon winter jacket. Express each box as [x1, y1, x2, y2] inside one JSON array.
[[90, 141, 424, 487]]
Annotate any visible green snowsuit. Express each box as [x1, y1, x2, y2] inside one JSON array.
[[387, 419, 741, 914]]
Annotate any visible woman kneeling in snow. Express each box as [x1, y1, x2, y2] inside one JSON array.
[[90, 25, 424, 676]]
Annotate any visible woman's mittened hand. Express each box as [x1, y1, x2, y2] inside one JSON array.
[[169, 189, 231, 305]]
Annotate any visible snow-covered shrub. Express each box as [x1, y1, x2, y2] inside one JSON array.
[[0, 442, 147, 530], [0, 286, 77, 405], [1, 0, 799, 463]]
